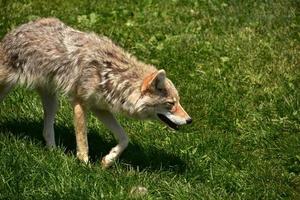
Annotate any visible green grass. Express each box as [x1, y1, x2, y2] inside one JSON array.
[[0, 0, 299, 199]]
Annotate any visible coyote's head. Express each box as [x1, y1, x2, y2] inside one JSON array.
[[135, 70, 192, 130]]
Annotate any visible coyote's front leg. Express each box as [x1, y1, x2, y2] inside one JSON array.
[[92, 109, 129, 168], [73, 100, 89, 163]]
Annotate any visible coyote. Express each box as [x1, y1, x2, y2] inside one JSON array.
[[0, 18, 192, 168]]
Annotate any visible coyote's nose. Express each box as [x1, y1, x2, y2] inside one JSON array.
[[186, 118, 192, 124]]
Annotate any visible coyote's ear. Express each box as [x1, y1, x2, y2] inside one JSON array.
[[141, 69, 166, 94]]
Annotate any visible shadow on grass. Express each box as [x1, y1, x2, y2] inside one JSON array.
[[0, 119, 187, 173]]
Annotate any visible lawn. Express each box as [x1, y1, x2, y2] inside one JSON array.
[[0, 0, 299, 199]]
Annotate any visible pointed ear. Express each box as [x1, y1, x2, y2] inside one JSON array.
[[153, 69, 166, 89], [141, 69, 166, 94]]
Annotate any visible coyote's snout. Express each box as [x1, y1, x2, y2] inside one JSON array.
[[0, 18, 192, 168], [157, 103, 192, 130]]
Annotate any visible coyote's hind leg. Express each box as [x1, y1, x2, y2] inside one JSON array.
[[38, 89, 58, 148]]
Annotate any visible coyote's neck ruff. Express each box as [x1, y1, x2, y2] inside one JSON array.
[[0, 18, 192, 168]]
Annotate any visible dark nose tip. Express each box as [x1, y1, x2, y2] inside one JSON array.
[[186, 118, 192, 124]]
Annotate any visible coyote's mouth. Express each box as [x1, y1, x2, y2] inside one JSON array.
[[157, 114, 179, 130]]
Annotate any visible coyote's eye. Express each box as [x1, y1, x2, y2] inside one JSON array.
[[166, 101, 175, 108]]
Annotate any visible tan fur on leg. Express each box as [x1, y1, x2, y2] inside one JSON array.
[[73, 100, 89, 163]]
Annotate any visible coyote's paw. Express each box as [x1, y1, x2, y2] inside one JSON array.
[[77, 152, 89, 164], [101, 156, 115, 169]]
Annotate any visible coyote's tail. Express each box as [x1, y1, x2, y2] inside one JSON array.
[[0, 43, 10, 84]]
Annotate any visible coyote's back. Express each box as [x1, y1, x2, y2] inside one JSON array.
[[0, 18, 149, 95], [1, 18, 74, 91]]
